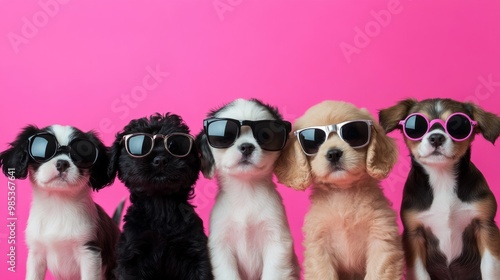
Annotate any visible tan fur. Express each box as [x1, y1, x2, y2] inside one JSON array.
[[401, 211, 428, 270], [276, 101, 403, 280], [467, 102, 500, 144], [275, 137, 312, 190], [475, 198, 500, 259], [367, 122, 399, 180]]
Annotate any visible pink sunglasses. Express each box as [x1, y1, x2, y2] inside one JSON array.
[[399, 112, 478, 141]]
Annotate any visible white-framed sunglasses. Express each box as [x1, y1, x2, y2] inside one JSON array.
[[294, 120, 373, 156]]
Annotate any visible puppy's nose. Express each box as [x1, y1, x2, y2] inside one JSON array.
[[152, 156, 168, 167], [326, 149, 343, 163], [239, 143, 255, 156], [429, 133, 446, 147], [56, 160, 70, 173]]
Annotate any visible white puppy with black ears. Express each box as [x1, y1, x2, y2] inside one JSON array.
[[196, 98, 300, 280], [0, 125, 120, 280]]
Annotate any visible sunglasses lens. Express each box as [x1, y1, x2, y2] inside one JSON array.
[[253, 121, 288, 151], [126, 134, 153, 157], [404, 114, 428, 139], [447, 114, 472, 140], [70, 139, 97, 168], [206, 120, 239, 148], [166, 135, 192, 156], [30, 134, 57, 162], [298, 128, 326, 155], [340, 121, 370, 147]]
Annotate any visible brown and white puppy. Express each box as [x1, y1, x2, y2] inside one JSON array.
[[276, 101, 403, 280], [379, 98, 500, 280]]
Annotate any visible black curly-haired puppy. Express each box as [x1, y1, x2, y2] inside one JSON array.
[[108, 113, 213, 280]]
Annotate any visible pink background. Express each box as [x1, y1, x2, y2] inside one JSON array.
[[1, 0, 500, 279]]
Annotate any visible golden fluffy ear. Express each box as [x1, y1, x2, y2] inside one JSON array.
[[465, 103, 500, 144], [366, 122, 398, 180], [275, 135, 312, 191]]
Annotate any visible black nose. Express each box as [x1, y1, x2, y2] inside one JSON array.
[[56, 160, 70, 172], [239, 143, 255, 156], [429, 133, 446, 147], [326, 149, 343, 163], [152, 156, 168, 167]]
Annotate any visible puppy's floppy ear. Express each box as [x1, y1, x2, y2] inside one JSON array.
[[107, 132, 122, 182], [0, 125, 40, 179], [465, 103, 500, 144], [275, 133, 312, 191], [378, 99, 417, 133], [86, 131, 113, 191], [366, 122, 398, 180], [195, 131, 215, 179]]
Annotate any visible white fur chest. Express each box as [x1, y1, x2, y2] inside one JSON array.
[[213, 182, 282, 239], [26, 189, 97, 279], [210, 179, 290, 278], [27, 192, 96, 242], [415, 165, 479, 264]]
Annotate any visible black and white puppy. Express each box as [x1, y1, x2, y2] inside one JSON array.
[[379, 98, 500, 280], [0, 125, 119, 280], [196, 99, 300, 280], [108, 113, 213, 280]]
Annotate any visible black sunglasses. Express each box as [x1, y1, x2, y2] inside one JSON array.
[[121, 133, 194, 158], [294, 120, 373, 156], [28, 133, 99, 168], [203, 118, 292, 151]]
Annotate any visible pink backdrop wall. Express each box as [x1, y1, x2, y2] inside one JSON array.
[[1, 1, 500, 279]]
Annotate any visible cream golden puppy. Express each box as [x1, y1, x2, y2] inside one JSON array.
[[276, 101, 403, 280]]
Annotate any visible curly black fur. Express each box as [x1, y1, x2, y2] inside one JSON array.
[[108, 113, 213, 280]]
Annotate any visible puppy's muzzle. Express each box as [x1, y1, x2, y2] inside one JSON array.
[[326, 148, 343, 164], [239, 143, 255, 156], [152, 155, 168, 167], [428, 133, 446, 148], [56, 159, 70, 173]]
